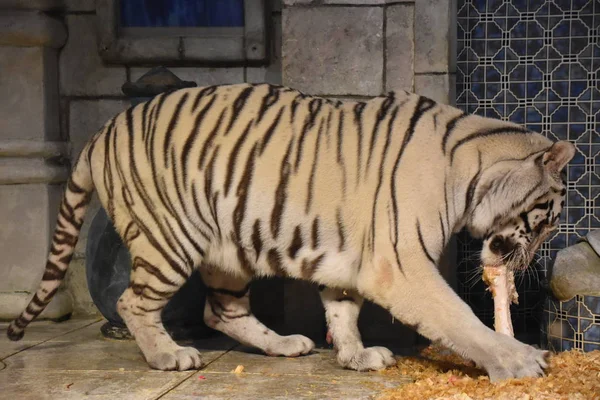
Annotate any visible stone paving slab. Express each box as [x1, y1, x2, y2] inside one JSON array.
[[203, 346, 383, 379], [3, 321, 236, 372], [183, 347, 412, 399], [0, 318, 101, 360], [0, 318, 411, 399], [0, 368, 192, 400], [161, 370, 410, 400]]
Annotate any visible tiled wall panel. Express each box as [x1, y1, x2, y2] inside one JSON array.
[[456, 0, 599, 343]]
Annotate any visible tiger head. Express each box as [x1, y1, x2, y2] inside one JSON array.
[[466, 140, 576, 270]]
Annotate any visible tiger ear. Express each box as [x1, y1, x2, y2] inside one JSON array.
[[542, 141, 575, 174]]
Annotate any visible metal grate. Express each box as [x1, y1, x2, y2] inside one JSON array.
[[455, 0, 600, 344], [543, 294, 600, 352]]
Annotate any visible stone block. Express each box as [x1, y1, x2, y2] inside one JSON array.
[[282, 6, 383, 95], [68, 99, 128, 159], [62, 0, 96, 12], [415, 0, 452, 73], [247, 13, 282, 84], [69, 99, 127, 256], [129, 67, 244, 88], [448, 0, 458, 74], [65, 258, 99, 317], [0, 0, 62, 10], [0, 46, 60, 140], [0, 10, 67, 48], [386, 3, 414, 92], [415, 73, 451, 104], [0, 183, 72, 319], [0, 184, 62, 291], [282, 0, 313, 5], [246, 63, 281, 85], [0, 157, 68, 184], [60, 15, 126, 96], [270, 0, 282, 12]]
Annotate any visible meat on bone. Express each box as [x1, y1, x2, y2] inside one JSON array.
[[482, 265, 518, 337]]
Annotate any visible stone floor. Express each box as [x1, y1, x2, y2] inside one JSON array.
[[0, 318, 412, 399]]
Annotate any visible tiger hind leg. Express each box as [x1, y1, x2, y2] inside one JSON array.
[[117, 244, 203, 371], [200, 264, 314, 357], [319, 287, 396, 371]]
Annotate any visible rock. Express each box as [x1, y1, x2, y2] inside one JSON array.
[[549, 230, 600, 301], [587, 229, 600, 255]]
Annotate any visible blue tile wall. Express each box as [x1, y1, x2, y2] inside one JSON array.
[[543, 294, 600, 352], [456, 0, 600, 345]]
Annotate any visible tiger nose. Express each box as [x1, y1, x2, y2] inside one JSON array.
[[489, 235, 514, 255]]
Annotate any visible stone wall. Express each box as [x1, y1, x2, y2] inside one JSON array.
[[282, 0, 456, 104], [0, 1, 72, 320]]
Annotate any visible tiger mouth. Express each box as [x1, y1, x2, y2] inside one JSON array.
[[487, 247, 531, 272]]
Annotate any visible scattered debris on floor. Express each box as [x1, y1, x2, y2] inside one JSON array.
[[232, 364, 245, 374], [378, 344, 600, 400]]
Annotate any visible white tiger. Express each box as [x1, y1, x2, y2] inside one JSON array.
[[7, 83, 575, 381]]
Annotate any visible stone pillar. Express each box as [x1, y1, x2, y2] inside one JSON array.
[[0, 1, 71, 319]]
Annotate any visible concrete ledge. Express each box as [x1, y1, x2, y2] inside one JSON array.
[[0, 158, 69, 184], [0, 10, 66, 48], [0, 141, 71, 185], [0, 140, 69, 158], [0, 0, 62, 10], [0, 291, 72, 320]]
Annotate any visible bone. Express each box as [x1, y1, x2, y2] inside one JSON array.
[[482, 265, 518, 337]]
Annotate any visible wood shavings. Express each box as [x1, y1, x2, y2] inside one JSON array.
[[377, 344, 600, 400], [232, 365, 245, 374]]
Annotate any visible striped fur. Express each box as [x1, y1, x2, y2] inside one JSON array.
[[8, 83, 574, 380]]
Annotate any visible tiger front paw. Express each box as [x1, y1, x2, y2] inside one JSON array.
[[337, 346, 396, 371], [482, 336, 549, 382], [146, 346, 204, 371], [264, 334, 315, 357]]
